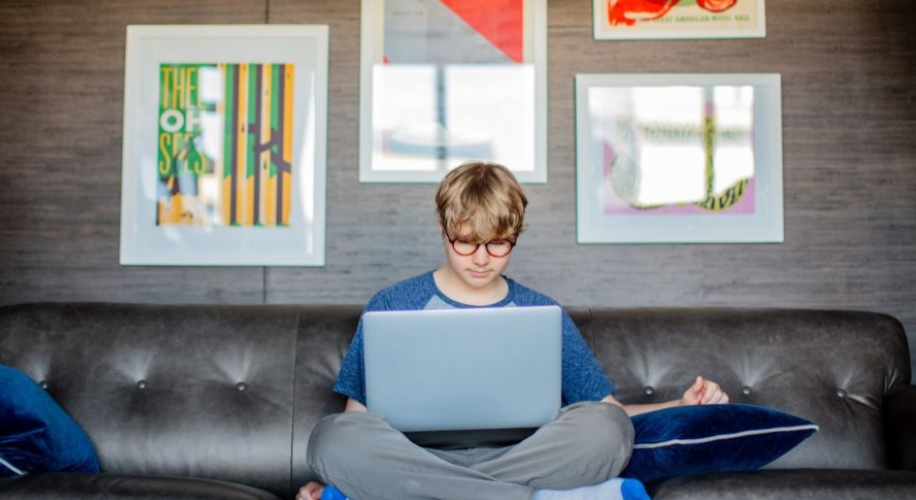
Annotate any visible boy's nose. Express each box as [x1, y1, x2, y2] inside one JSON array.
[[472, 245, 490, 264]]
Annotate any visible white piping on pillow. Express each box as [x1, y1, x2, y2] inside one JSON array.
[[0, 455, 26, 476], [633, 424, 820, 450]]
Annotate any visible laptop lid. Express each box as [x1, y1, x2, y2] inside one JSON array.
[[363, 305, 562, 447]]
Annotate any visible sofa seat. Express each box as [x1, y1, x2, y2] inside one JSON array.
[[649, 469, 916, 500], [0, 472, 282, 500]]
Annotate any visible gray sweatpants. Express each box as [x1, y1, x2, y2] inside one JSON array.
[[306, 401, 634, 500]]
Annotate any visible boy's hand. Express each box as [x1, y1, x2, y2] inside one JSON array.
[[297, 481, 324, 500], [681, 376, 729, 405]]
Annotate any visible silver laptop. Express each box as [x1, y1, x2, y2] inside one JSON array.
[[363, 305, 562, 448]]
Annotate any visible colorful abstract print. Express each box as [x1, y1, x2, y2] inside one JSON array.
[[157, 63, 294, 228]]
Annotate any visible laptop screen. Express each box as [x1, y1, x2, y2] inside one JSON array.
[[363, 305, 562, 447]]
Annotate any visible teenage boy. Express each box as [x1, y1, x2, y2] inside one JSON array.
[[299, 162, 729, 500]]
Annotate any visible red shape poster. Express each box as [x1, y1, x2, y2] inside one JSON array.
[[360, 0, 547, 183]]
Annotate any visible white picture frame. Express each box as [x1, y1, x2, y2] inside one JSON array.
[[358, 0, 548, 183], [120, 25, 328, 266], [575, 73, 783, 244]]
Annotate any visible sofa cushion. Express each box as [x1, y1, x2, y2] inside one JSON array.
[[0, 364, 99, 476], [621, 404, 817, 482], [647, 469, 916, 500]]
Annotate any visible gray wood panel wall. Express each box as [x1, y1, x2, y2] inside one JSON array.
[[1, 1, 914, 378]]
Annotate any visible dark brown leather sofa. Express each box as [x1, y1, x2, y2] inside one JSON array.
[[1, 303, 914, 499]]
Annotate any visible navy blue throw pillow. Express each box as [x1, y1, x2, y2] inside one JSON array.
[[0, 365, 100, 476], [621, 404, 818, 483]]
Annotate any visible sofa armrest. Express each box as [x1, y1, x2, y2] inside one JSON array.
[[885, 384, 916, 470]]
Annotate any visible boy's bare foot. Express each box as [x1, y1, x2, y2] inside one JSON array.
[[296, 481, 324, 500]]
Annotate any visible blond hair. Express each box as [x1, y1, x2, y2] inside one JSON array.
[[435, 162, 528, 241]]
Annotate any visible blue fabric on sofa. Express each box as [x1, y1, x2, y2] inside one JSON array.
[[0, 364, 99, 476], [621, 403, 818, 482]]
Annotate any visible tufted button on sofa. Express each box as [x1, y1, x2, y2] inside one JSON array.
[[1, 303, 914, 500]]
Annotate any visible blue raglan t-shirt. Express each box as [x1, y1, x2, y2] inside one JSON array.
[[333, 271, 616, 407]]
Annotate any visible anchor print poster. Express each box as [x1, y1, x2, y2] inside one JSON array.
[[575, 73, 783, 244]]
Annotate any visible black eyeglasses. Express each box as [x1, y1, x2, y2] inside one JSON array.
[[444, 229, 516, 258]]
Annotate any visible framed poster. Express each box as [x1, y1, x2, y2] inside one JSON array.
[[594, 0, 766, 40], [120, 25, 328, 266], [359, 0, 548, 183], [575, 73, 783, 244]]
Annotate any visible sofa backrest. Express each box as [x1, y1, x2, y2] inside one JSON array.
[[571, 307, 911, 470], [289, 305, 361, 495]]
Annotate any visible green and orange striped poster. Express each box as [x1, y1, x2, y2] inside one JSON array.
[[156, 62, 294, 228]]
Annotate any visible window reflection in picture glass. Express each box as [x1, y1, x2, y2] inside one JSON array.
[[372, 64, 534, 173], [591, 85, 756, 215]]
